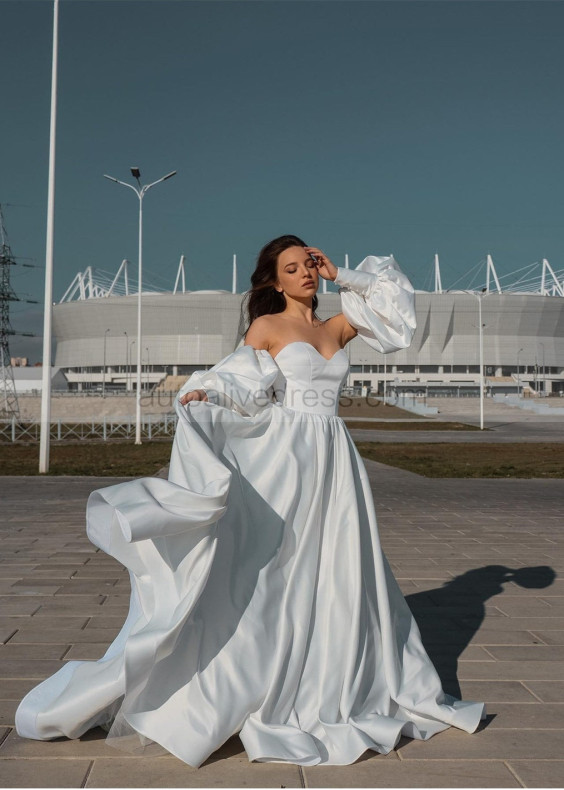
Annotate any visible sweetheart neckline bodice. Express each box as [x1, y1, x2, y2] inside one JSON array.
[[265, 341, 348, 364], [256, 341, 350, 416]]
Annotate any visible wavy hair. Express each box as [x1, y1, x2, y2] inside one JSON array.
[[238, 235, 320, 343]]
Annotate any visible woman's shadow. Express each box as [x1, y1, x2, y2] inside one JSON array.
[[405, 564, 556, 698]]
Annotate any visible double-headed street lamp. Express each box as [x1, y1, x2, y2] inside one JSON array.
[[104, 167, 176, 444]]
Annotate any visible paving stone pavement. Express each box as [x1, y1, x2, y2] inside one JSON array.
[[0, 468, 563, 788]]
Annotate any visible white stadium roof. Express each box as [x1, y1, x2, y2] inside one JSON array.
[[59, 254, 564, 303]]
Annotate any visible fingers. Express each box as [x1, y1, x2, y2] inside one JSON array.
[[179, 390, 207, 406], [305, 247, 336, 280], [305, 247, 331, 267]]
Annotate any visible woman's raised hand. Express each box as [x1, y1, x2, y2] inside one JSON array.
[[304, 247, 338, 282], [179, 389, 208, 406]]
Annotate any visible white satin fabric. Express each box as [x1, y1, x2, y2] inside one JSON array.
[[15, 257, 485, 767]]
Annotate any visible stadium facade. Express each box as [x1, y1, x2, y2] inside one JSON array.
[[53, 257, 564, 397]]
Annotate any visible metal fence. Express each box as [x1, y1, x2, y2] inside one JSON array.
[[0, 415, 179, 443]]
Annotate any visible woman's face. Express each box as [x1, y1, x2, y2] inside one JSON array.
[[276, 246, 318, 297]]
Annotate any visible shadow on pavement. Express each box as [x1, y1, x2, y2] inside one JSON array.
[[406, 564, 556, 698]]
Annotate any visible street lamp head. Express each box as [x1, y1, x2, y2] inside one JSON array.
[[162, 170, 177, 181], [131, 167, 141, 179]]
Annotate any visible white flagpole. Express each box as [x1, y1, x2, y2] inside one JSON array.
[[39, 0, 59, 473]]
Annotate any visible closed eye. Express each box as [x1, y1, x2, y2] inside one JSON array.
[[284, 262, 316, 273]]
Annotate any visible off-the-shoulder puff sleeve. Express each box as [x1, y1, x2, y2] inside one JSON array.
[[175, 345, 284, 418], [334, 255, 416, 353], [87, 349, 283, 550]]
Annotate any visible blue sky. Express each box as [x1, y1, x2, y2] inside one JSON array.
[[3, 0, 564, 360]]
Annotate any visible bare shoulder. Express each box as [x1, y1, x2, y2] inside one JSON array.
[[323, 313, 358, 347], [243, 315, 277, 352]]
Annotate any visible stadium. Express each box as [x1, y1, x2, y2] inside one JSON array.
[[52, 255, 564, 398]]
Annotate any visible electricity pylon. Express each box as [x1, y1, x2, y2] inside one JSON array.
[[0, 205, 37, 418]]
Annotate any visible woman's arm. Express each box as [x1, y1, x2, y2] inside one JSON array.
[[243, 315, 272, 353], [303, 246, 357, 346], [305, 246, 416, 353]]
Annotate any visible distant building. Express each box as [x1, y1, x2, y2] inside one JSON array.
[[52, 257, 564, 397], [13, 367, 68, 394]]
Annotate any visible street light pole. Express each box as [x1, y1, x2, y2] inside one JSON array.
[[145, 347, 150, 392], [477, 293, 484, 430], [130, 340, 136, 394], [102, 328, 110, 398], [123, 331, 128, 392], [458, 290, 486, 430], [39, 0, 60, 473], [539, 342, 546, 397], [104, 168, 176, 444], [471, 291, 484, 431], [448, 290, 486, 430], [516, 347, 523, 399]]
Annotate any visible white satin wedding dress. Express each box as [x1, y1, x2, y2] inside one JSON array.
[[15, 256, 486, 767]]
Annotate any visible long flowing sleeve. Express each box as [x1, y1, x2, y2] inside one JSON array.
[[334, 255, 416, 353]]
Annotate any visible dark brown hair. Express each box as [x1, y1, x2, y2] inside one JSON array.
[[239, 235, 320, 340]]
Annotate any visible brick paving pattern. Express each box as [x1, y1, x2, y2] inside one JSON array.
[[0, 466, 563, 788]]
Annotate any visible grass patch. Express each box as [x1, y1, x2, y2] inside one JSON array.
[[355, 442, 564, 478], [0, 442, 173, 476], [344, 421, 480, 431], [4, 439, 563, 480]]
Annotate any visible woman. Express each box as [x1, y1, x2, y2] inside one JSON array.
[[15, 235, 485, 767]]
